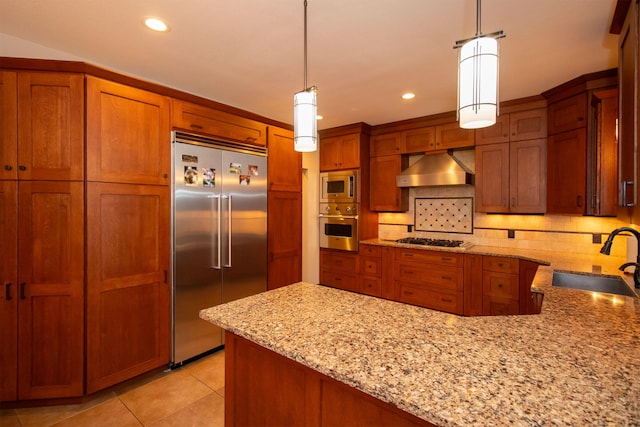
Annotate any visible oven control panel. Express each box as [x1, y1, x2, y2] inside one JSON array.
[[319, 202, 358, 217]]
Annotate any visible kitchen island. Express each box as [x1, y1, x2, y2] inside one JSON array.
[[200, 249, 640, 426]]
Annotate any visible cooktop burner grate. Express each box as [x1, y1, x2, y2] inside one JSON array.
[[395, 237, 467, 248]]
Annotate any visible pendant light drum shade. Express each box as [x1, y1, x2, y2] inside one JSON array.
[[458, 36, 499, 129], [294, 88, 317, 152]]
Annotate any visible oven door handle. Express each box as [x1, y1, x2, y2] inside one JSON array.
[[318, 214, 358, 219]]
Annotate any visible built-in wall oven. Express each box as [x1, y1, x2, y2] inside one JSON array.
[[319, 170, 360, 251], [319, 202, 359, 251]]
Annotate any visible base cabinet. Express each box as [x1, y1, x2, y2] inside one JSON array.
[[225, 332, 432, 427], [1, 181, 84, 401], [319, 249, 359, 293], [86, 182, 170, 394]]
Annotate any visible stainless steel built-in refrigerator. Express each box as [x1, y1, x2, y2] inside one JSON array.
[[171, 131, 267, 366]]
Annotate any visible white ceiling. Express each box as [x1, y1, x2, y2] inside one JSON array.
[[0, 0, 620, 130]]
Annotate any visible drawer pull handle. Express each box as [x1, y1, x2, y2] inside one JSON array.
[[497, 263, 503, 267], [19, 283, 26, 300], [334, 277, 341, 282], [404, 291, 414, 296], [441, 298, 453, 303], [5, 283, 12, 300], [441, 257, 453, 262], [404, 253, 414, 257], [441, 276, 452, 280], [190, 124, 204, 130]]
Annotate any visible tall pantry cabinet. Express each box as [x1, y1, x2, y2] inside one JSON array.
[[0, 71, 85, 401], [85, 76, 171, 393]]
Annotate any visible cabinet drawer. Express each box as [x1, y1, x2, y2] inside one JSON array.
[[360, 256, 382, 277], [396, 282, 463, 315], [171, 99, 267, 146], [483, 296, 519, 316], [395, 262, 463, 291], [320, 270, 359, 292], [395, 248, 464, 267], [359, 276, 381, 297], [320, 250, 358, 273], [483, 271, 519, 300], [483, 256, 519, 274], [548, 93, 587, 134], [360, 245, 382, 257]]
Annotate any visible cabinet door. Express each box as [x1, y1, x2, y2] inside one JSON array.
[[547, 129, 587, 214], [510, 139, 546, 213], [370, 155, 407, 212], [337, 134, 361, 170], [619, 3, 638, 211], [86, 182, 170, 393], [548, 93, 587, 134], [17, 181, 84, 399], [0, 71, 17, 181], [475, 143, 509, 213], [319, 136, 342, 171], [402, 127, 435, 153], [86, 76, 170, 185], [475, 114, 509, 145], [370, 133, 401, 156], [435, 122, 475, 150], [0, 181, 17, 402], [17, 72, 84, 181], [510, 108, 547, 141], [171, 99, 267, 146], [268, 127, 301, 192], [267, 191, 302, 290]]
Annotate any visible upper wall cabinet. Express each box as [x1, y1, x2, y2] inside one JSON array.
[[171, 99, 267, 146], [86, 76, 171, 185], [1, 71, 84, 181], [267, 126, 301, 192], [543, 69, 618, 216], [319, 133, 361, 171]]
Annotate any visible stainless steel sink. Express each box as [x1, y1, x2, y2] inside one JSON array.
[[552, 271, 637, 297]]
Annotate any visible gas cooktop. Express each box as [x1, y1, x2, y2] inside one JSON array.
[[395, 237, 473, 250]]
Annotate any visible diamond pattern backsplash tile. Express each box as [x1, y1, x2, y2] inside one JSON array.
[[415, 197, 473, 234]]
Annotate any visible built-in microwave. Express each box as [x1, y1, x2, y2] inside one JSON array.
[[320, 170, 358, 203]]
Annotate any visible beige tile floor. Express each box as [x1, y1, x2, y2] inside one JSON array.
[[0, 350, 225, 427]]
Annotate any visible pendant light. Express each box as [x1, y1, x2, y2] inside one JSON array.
[[294, 0, 317, 152], [454, 0, 505, 129]]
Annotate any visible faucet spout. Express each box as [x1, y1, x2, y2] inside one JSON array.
[[601, 227, 640, 289]]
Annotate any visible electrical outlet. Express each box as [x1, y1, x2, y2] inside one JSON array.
[[592, 233, 602, 244], [407, 225, 413, 233], [508, 229, 515, 239]]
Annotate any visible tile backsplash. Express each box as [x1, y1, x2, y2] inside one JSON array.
[[378, 183, 631, 258]]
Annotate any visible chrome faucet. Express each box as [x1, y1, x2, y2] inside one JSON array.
[[600, 227, 640, 289]]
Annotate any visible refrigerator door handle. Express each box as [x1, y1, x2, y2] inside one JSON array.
[[224, 195, 232, 268], [209, 194, 222, 270]]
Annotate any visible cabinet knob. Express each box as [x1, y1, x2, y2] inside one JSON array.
[[18, 165, 26, 171], [4, 165, 11, 171]]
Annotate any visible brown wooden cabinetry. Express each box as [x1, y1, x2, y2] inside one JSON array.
[[543, 70, 618, 215], [171, 99, 267, 146], [267, 126, 302, 290], [1, 71, 84, 181], [225, 332, 431, 427], [475, 100, 547, 214], [0, 70, 85, 402], [319, 133, 361, 171], [370, 154, 408, 212], [394, 248, 464, 315], [482, 256, 520, 315], [319, 249, 359, 293], [86, 76, 171, 185], [0, 181, 85, 401], [434, 122, 475, 150], [611, 1, 638, 219], [86, 182, 170, 393], [86, 76, 172, 393]]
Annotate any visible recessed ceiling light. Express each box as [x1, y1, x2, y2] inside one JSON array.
[[144, 17, 169, 32], [402, 93, 416, 100]]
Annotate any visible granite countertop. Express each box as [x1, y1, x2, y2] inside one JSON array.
[[200, 247, 640, 426]]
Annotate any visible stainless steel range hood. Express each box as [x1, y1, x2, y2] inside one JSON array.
[[396, 151, 474, 187]]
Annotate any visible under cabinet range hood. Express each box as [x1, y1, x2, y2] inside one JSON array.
[[396, 151, 474, 187]]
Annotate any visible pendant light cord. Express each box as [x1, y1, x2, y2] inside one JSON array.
[[475, 0, 482, 37], [303, 0, 308, 90]]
